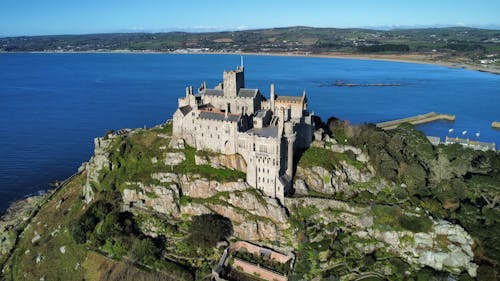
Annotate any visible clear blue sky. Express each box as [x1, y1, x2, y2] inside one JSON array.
[[1, 0, 499, 36]]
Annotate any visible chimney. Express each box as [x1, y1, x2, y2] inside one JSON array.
[[225, 103, 229, 118], [185, 86, 190, 97], [270, 83, 275, 112]]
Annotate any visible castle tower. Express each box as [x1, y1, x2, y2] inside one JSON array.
[[285, 129, 296, 178], [223, 67, 245, 97], [270, 83, 275, 113]]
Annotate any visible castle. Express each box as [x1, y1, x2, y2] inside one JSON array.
[[173, 65, 313, 202]]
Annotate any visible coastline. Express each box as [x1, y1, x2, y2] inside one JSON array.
[[2, 50, 500, 75]]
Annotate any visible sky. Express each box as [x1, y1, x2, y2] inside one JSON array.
[[1, 0, 500, 36]]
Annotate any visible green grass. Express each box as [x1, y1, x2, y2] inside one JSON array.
[[4, 175, 88, 281], [298, 146, 364, 170]]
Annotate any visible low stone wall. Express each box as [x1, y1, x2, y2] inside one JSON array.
[[232, 258, 287, 281]]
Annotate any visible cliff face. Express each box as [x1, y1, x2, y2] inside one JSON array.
[[81, 136, 113, 203], [294, 140, 376, 195], [122, 172, 289, 243]]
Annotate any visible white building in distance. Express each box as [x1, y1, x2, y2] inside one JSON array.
[[173, 65, 313, 202]]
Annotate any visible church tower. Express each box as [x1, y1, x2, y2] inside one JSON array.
[[223, 66, 245, 97]]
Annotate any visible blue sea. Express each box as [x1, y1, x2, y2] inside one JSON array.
[[1, 53, 499, 213]]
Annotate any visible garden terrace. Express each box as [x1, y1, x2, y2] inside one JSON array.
[[224, 241, 293, 281]]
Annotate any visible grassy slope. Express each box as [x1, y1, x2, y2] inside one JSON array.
[[4, 174, 87, 280]]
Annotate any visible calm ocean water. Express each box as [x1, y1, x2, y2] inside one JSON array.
[[1, 53, 499, 212]]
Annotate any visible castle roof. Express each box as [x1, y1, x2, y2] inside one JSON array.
[[204, 89, 223, 96], [238, 88, 258, 98], [202, 88, 258, 99], [246, 126, 279, 138], [178, 105, 192, 116], [199, 111, 241, 122], [275, 95, 303, 103]]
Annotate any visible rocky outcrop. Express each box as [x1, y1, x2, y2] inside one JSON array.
[[182, 177, 248, 198], [286, 197, 477, 277], [204, 194, 286, 242], [169, 137, 184, 149], [0, 195, 46, 264], [286, 197, 373, 229], [295, 161, 374, 195], [164, 152, 185, 166], [151, 173, 248, 198], [195, 153, 246, 172], [122, 182, 180, 216], [132, 173, 289, 243], [370, 220, 477, 277], [82, 137, 113, 203]]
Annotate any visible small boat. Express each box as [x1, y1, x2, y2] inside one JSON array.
[[448, 128, 454, 134], [462, 130, 467, 136]]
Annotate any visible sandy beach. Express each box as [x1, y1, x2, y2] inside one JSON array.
[[9, 49, 498, 75]]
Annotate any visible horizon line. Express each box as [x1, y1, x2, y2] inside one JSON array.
[[2, 24, 500, 38]]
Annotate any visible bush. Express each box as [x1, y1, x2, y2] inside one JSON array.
[[71, 200, 114, 244], [399, 214, 433, 233]]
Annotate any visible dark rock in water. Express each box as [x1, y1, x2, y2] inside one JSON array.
[[332, 80, 401, 87]]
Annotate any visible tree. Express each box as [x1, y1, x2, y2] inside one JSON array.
[[187, 214, 233, 248], [131, 237, 161, 264]]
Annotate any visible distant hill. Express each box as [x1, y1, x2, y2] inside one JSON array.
[[1, 26, 499, 70]]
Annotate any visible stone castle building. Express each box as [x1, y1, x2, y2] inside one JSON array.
[[173, 65, 313, 202]]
